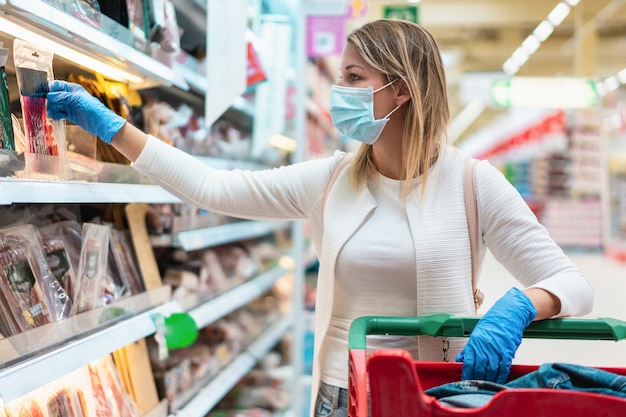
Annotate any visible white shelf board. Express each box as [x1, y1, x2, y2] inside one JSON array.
[[174, 220, 290, 251], [171, 315, 293, 416], [189, 266, 288, 329], [0, 288, 181, 403], [0, 178, 182, 205]]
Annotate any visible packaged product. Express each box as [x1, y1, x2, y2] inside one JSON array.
[[0, 224, 73, 336], [13, 39, 70, 180], [73, 223, 110, 313], [39, 220, 83, 301]]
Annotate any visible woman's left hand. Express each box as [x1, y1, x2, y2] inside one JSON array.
[[456, 287, 537, 383]]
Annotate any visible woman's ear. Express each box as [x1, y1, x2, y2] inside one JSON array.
[[395, 79, 411, 106]]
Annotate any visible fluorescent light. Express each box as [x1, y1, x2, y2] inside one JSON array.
[[547, 2, 571, 26], [0, 16, 144, 83], [510, 47, 530, 67], [565, 0, 580, 6], [617, 68, 626, 84], [604, 75, 620, 92], [533, 20, 555, 42], [503, 59, 520, 76], [521, 35, 541, 55], [407, 0, 421, 3]]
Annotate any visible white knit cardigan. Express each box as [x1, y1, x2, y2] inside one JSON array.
[[133, 136, 594, 416]]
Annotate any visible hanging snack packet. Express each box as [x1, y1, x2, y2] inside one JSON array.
[[0, 224, 73, 336], [13, 39, 70, 179], [74, 223, 110, 313], [0, 43, 15, 150]]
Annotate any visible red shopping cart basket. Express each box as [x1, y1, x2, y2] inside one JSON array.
[[348, 314, 626, 417]]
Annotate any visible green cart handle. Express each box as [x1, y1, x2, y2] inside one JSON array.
[[348, 314, 626, 350]]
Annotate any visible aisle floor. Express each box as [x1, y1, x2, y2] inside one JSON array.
[[478, 250, 626, 368]]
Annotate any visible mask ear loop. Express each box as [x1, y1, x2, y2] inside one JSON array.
[[383, 103, 402, 120], [374, 78, 403, 120], [373, 78, 399, 93]]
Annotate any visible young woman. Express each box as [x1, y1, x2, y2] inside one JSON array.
[[47, 19, 593, 417]]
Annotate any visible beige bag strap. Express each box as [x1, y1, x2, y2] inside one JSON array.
[[464, 157, 484, 310], [322, 154, 353, 223]]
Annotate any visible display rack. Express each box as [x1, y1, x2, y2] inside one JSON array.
[[150, 220, 290, 251], [170, 315, 294, 416], [0, 0, 189, 89], [0, 0, 300, 414], [0, 286, 176, 403]]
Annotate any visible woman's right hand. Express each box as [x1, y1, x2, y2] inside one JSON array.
[[46, 80, 126, 144]]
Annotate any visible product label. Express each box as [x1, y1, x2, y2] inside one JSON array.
[[4, 259, 36, 295], [84, 250, 99, 279], [47, 248, 71, 281]]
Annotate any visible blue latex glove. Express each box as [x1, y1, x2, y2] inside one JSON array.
[[46, 80, 126, 144], [456, 287, 537, 383]]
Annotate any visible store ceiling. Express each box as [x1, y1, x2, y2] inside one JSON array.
[[368, 0, 626, 77], [365, 0, 626, 143]]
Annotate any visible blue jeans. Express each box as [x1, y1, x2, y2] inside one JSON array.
[[425, 362, 626, 408], [314, 382, 348, 417]]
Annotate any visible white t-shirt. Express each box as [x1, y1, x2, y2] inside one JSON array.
[[321, 174, 419, 388]]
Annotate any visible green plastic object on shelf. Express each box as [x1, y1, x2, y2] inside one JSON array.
[[154, 312, 199, 350]]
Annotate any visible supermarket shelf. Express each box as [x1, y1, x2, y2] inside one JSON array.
[[170, 315, 294, 416], [0, 153, 272, 205], [0, 178, 182, 205], [0, 0, 190, 90], [246, 314, 294, 359], [189, 266, 289, 329], [0, 286, 181, 403], [152, 220, 290, 251]]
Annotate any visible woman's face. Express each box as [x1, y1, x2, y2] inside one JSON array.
[[337, 43, 398, 120]]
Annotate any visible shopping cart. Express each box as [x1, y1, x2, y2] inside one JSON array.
[[348, 314, 626, 417]]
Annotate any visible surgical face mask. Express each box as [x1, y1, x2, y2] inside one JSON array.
[[329, 80, 401, 145]]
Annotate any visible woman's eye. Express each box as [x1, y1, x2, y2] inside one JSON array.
[[349, 73, 360, 81]]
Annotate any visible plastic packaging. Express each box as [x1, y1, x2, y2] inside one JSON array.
[[69, 0, 102, 28], [109, 227, 144, 296], [0, 224, 73, 336], [0, 43, 15, 150], [39, 220, 83, 302], [148, 0, 181, 53], [74, 223, 110, 313], [13, 39, 70, 180]]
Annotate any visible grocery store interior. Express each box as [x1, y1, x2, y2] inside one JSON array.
[[0, 0, 626, 416]]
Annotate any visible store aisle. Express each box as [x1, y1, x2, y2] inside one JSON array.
[[478, 250, 626, 368]]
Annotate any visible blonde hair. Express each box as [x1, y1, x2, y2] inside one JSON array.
[[346, 19, 450, 197]]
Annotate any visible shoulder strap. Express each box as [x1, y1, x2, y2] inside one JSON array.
[[464, 157, 484, 310], [322, 154, 352, 222]]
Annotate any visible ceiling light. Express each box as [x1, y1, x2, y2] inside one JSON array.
[[503, 59, 520, 76], [521, 35, 541, 55], [510, 48, 530, 67], [565, 0, 580, 6], [547, 2, 571, 26], [533, 20, 555, 42], [0, 16, 144, 83], [617, 68, 626, 84], [604, 75, 620, 92]]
